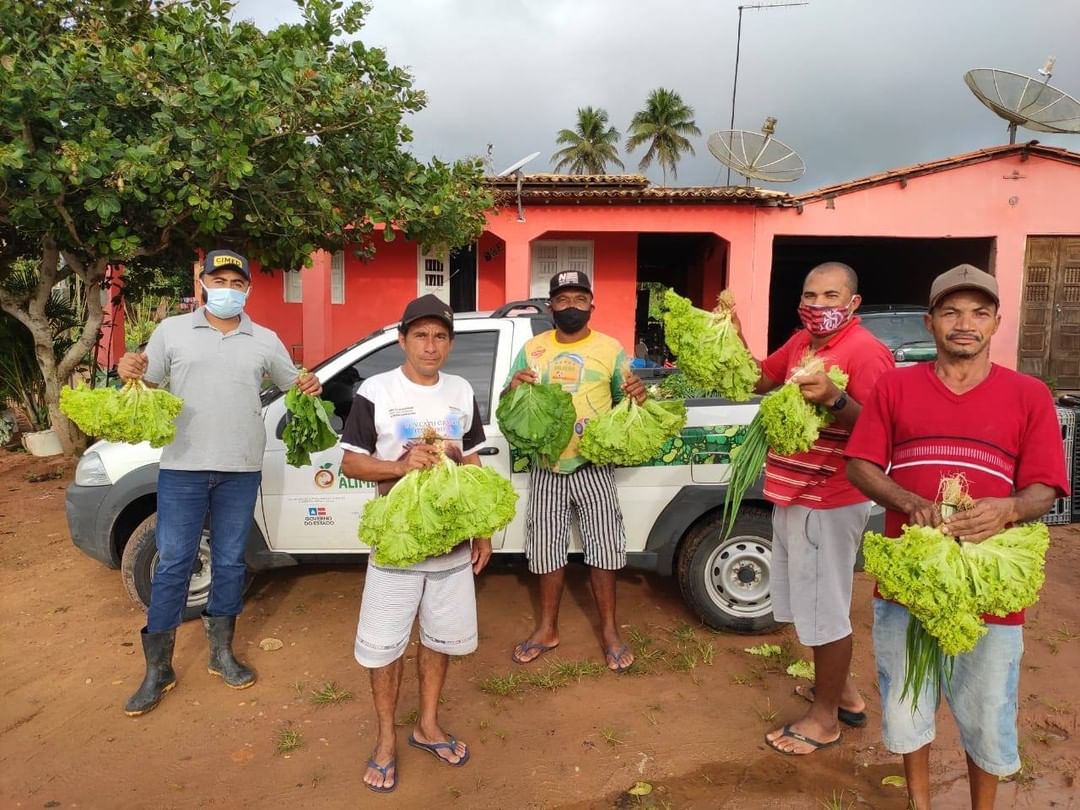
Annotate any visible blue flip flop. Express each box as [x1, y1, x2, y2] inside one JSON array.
[[511, 640, 558, 664], [408, 734, 470, 767], [605, 644, 634, 673], [365, 757, 397, 794]]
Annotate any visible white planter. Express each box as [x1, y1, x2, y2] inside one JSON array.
[[22, 428, 64, 457]]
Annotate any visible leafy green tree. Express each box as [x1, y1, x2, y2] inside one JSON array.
[[0, 0, 493, 453], [625, 88, 702, 186], [550, 106, 625, 175]]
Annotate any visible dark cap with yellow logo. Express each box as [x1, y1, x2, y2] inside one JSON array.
[[203, 249, 250, 280]]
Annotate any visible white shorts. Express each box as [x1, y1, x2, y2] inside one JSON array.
[[354, 561, 478, 668]]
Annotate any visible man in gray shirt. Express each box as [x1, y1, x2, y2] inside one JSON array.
[[117, 249, 321, 716]]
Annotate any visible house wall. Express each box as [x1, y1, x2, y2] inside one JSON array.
[[245, 263, 304, 362], [477, 231, 506, 310], [750, 153, 1080, 368]]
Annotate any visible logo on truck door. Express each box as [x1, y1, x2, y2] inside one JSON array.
[[313, 461, 376, 491]]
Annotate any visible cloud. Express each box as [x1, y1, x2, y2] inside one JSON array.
[[232, 0, 1080, 189]]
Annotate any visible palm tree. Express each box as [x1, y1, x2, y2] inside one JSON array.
[[550, 106, 625, 175], [625, 88, 701, 186]]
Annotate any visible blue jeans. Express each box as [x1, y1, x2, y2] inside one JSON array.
[[146, 470, 261, 633], [872, 598, 1023, 777]]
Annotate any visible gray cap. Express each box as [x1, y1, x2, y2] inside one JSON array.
[[928, 264, 999, 309]]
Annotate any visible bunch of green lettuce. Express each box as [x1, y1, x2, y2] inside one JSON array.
[[283, 382, 337, 467], [653, 372, 714, 400], [661, 290, 758, 402], [60, 380, 183, 447], [864, 522, 1050, 709], [579, 398, 687, 466], [496, 382, 576, 467], [359, 455, 518, 568], [758, 364, 849, 456]]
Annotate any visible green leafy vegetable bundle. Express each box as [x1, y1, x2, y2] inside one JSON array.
[[720, 353, 849, 537], [359, 454, 518, 568], [661, 290, 758, 402], [864, 518, 1049, 710], [60, 380, 183, 447], [496, 381, 576, 467], [579, 398, 687, 466], [283, 379, 337, 467]]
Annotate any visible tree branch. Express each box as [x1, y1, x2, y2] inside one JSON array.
[[53, 195, 86, 249], [57, 257, 108, 381]]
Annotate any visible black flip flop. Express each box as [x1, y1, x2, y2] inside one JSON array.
[[797, 685, 868, 728], [765, 724, 843, 757]]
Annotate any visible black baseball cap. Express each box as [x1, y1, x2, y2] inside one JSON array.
[[549, 270, 592, 298], [399, 294, 454, 335], [203, 249, 250, 280]]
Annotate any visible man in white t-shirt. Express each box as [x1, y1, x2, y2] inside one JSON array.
[[340, 294, 491, 794]]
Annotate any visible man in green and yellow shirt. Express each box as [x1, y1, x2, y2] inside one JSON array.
[[504, 270, 645, 672]]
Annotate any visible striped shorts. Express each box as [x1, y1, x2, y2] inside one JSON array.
[[353, 561, 478, 668], [526, 464, 626, 575]]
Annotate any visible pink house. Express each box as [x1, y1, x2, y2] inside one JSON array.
[[105, 142, 1080, 389]]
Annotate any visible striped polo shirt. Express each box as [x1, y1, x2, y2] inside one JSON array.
[[758, 319, 894, 509]]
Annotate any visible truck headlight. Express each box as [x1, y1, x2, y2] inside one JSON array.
[[75, 452, 111, 486], [894, 349, 906, 362]]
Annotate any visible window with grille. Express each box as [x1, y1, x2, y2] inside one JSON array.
[[417, 246, 450, 303], [530, 241, 594, 298], [283, 270, 303, 303], [331, 251, 345, 305]]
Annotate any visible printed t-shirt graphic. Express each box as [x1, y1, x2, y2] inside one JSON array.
[[507, 330, 629, 473]]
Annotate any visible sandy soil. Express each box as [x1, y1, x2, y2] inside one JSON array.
[[1, 449, 1077, 810]]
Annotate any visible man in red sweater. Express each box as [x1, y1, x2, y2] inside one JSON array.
[[735, 262, 894, 756], [846, 264, 1069, 810]]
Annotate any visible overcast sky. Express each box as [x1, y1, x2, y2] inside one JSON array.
[[232, 0, 1080, 191]]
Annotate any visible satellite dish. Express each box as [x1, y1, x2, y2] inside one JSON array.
[[964, 58, 1080, 143], [707, 117, 805, 185], [496, 152, 541, 178], [495, 152, 541, 222]]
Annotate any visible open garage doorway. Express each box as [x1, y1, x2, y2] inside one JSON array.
[[768, 236, 995, 351], [636, 233, 728, 362]]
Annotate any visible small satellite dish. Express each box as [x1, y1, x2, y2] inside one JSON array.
[[496, 152, 541, 178], [495, 152, 541, 222], [707, 117, 805, 185], [964, 58, 1080, 143]]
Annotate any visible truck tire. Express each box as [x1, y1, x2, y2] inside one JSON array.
[[121, 514, 216, 622], [676, 506, 779, 634]]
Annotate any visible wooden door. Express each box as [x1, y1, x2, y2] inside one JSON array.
[[1020, 237, 1080, 390]]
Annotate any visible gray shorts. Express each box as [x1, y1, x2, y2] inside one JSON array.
[[770, 502, 872, 647]]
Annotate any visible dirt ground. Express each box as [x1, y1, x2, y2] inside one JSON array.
[[1, 449, 1078, 810]]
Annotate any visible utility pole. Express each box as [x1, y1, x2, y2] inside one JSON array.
[[727, 2, 808, 185]]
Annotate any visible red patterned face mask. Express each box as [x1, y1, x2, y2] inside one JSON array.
[[798, 302, 853, 336]]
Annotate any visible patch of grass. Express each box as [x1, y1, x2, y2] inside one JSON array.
[[549, 659, 605, 681], [627, 627, 654, 649], [291, 602, 307, 615], [310, 681, 353, 706], [668, 623, 697, 644], [396, 708, 419, 727], [25, 466, 65, 483], [1012, 743, 1039, 785], [1050, 622, 1079, 643], [526, 671, 564, 691], [730, 672, 753, 686], [697, 640, 715, 665], [669, 651, 698, 674], [479, 673, 524, 697], [819, 789, 855, 809], [291, 680, 307, 700], [754, 698, 778, 723], [275, 723, 303, 755], [599, 726, 625, 748]]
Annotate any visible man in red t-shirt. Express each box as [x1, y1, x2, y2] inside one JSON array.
[[845, 264, 1068, 810], [734, 263, 894, 757]]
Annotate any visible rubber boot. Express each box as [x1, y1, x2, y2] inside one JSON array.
[[203, 614, 256, 689], [124, 628, 177, 716]]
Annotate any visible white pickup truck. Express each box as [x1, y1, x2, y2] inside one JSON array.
[[65, 302, 882, 634]]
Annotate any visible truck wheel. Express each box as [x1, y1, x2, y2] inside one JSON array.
[[676, 506, 779, 634], [121, 515, 214, 622]]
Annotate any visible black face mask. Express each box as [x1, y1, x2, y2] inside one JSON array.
[[552, 306, 591, 333]]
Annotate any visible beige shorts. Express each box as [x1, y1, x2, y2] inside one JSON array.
[[770, 502, 872, 647], [354, 561, 478, 668]]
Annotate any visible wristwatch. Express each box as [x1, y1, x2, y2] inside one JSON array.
[[829, 392, 849, 412]]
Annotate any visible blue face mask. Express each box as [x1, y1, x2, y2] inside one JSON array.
[[200, 281, 248, 319]]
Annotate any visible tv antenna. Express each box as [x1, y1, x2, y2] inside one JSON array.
[[496, 151, 541, 222], [707, 117, 805, 184], [964, 58, 1080, 143], [727, 1, 808, 184]]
